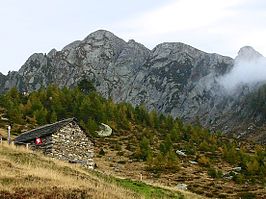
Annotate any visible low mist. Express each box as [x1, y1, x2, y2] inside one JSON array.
[[218, 56, 266, 92]]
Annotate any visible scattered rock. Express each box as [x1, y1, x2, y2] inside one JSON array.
[[0, 117, 9, 121], [96, 123, 112, 137], [189, 160, 198, 164], [232, 167, 242, 172], [224, 175, 233, 180], [176, 183, 188, 190], [176, 150, 187, 157]]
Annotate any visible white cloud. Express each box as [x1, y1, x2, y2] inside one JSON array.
[[115, 0, 242, 38], [113, 0, 266, 59], [218, 57, 266, 91]]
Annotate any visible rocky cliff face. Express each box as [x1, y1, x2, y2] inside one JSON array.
[[1, 30, 265, 140], [0, 73, 6, 90]]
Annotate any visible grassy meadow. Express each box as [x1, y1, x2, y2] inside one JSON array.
[[0, 142, 192, 199]]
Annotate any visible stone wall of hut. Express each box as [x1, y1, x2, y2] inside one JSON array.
[[27, 122, 94, 169], [51, 122, 94, 169]]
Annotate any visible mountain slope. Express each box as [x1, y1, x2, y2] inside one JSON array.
[[1, 30, 266, 141], [0, 30, 233, 114]]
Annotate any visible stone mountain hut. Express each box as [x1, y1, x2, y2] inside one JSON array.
[[14, 118, 94, 169]]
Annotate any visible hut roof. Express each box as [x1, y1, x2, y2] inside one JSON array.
[[15, 118, 77, 143]]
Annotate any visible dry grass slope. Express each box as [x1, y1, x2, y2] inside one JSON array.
[[0, 142, 189, 199]]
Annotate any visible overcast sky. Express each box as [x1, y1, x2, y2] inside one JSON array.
[[0, 0, 266, 75]]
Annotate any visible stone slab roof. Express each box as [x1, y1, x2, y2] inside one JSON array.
[[15, 118, 76, 143]]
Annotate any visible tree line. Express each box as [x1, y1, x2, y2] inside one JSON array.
[[0, 80, 265, 182]]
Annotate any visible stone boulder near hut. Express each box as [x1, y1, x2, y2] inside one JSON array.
[[96, 123, 112, 137]]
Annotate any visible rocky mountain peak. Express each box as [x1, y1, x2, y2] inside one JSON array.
[[18, 53, 46, 75], [78, 30, 128, 62], [153, 42, 190, 53], [84, 29, 123, 43], [127, 39, 149, 50], [151, 42, 206, 63], [47, 48, 57, 58], [236, 46, 263, 62], [153, 42, 203, 53]]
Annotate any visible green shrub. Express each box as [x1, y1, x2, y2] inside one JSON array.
[[238, 192, 256, 199], [99, 148, 105, 156], [117, 151, 124, 156], [233, 173, 245, 184], [207, 167, 222, 178], [197, 155, 210, 167]]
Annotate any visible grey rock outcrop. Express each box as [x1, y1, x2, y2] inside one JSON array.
[[236, 46, 263, 63], [0, 72, 6, 92]]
